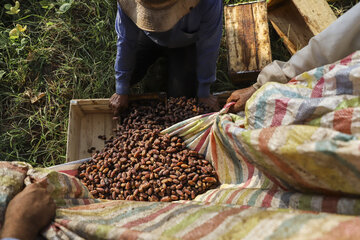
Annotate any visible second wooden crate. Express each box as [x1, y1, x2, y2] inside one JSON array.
[[224, 1, 272, 86], [268, 0, 337, 54]]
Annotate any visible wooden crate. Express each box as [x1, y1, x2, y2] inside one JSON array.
[[66, 99, 114, 162], [224, 1, 272, 85], [66, 93, 168, 162], [268, 0, 337, 55]]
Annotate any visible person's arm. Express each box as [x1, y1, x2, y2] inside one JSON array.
[[0, 183, 56, 240], [253, 2, 360, 90], [196, 0, 223, 111], [110, 4, 139, 115]]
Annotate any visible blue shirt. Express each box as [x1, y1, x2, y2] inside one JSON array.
[[114, 0, 223, 98]]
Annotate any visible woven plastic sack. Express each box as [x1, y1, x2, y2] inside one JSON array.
[[2, 161, 360, 239]]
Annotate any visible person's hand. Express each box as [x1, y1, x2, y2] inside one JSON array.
[[226, 86, 256, 113], [110, 93, 128, 116], [1, 183, 56, 240], [198, 95, 220, 112]]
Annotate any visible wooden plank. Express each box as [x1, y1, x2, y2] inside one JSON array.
[[66, 104, 83, 162], [224, 1, 272, 85], [268, 0, 337, 54], [78, 113, 115, 160], [252, 2, 272, 69], [292, 0, 337, 35], [269, 18, 298, 55]]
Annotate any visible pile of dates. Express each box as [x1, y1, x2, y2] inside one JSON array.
[[77, 97, 219, 201], [116, 97, 212, 131]]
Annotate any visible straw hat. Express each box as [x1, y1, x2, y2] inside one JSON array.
[[118, 0, 201, 32]]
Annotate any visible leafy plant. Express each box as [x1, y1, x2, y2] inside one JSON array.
[[4, 1, 20, 15], [9, 24, 27, 39]]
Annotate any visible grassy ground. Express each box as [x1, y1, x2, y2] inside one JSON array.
[[0, 0, 358, 167]]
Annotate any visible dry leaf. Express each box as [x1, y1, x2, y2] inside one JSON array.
[[30, 92, 46, 104]]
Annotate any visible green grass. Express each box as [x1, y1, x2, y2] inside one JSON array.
[[0, 0, 117, 166], [0, 0, 357, 167]]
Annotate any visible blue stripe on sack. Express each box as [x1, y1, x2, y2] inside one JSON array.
[[254, 88, 304, 129], [294, 98, 323, 124], [265, 214, 325, 240], [247, 188, 264, 206], [314, 66, 325, 81], [333, 133, 357, 141], [279, 191, 295, 209], [336, 64, 359, 95], [315, 136, 360, 180]]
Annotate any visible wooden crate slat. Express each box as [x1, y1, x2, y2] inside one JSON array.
[[252, 2, 272, 69], [66, 104, 83, 162]]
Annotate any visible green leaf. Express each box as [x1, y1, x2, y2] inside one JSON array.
[[39, 0, 54, 9], [58, 3, 72, 13], [5, 1, 20, 15], [4, 4, 12, 10], [9, 28, 19, 39], [0, 70, 5, 80], [16, 24, 27, 32], [20, 38, 28, 46]]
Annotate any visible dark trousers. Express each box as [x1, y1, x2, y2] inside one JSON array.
[[130, 32, 197, 98]]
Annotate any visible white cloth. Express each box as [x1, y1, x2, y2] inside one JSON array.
[[254, 3, 360, 89]]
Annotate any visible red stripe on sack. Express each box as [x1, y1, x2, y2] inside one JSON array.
[[271, 98, 290, 127], [119, 229, 141, 240], [195, 127, 211, 152], [204, 189, 219, 203], [182, 206, 248, 240], [0, 162, 29, 173], [321, 196, 339, 213], [311, 77, 325, 98], [340, 52, 354, 65], [122, 203, 178, 228], [59, 169, 78, 177], [329, 64, 336, 71], [316, 218, 360, 240], [261, 185, 278, 208], [58, 219, 71, 226], [288, 78, 298, 84], [259, 128, 314, 190], [72, 177, 83, 198], [333, 108, 353, 134], [225, 177, 252, 204]]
